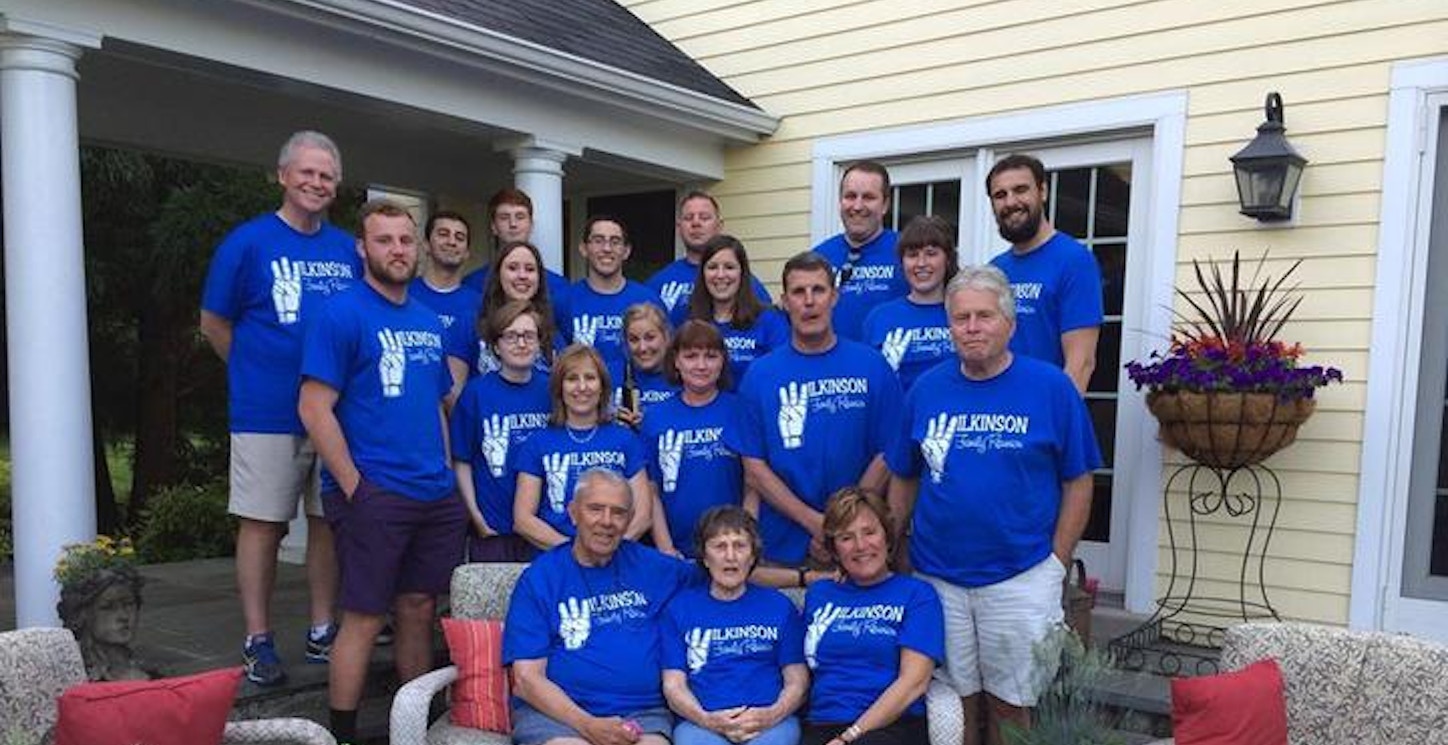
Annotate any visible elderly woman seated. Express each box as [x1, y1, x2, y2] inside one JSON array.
[[660, 506, 808, 745]]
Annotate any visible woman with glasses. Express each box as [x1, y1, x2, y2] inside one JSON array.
[[681, 235, 789, 387], [449, 300, 554, 562]]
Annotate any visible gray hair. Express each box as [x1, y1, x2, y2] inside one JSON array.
[[946, 265, 1016, 324], [573, 468, 633, 508], [278, 130, 342, 178]]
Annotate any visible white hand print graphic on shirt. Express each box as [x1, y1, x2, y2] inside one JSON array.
[[685, 627, 712, 673], [270, 257, 302, 325], [573, 315, 601, 347], [804, 602, 842, 670], [881, 327, 911, 371], [377, 329, 407, 398], [660, 282, 689, 312], [558, 597, 591, 650], [657, 429, 685, 492], [481, 414, 511, 477], [922, 412, 958, 484], [777, 382, 809, 450], [543, 452, 569, 513]]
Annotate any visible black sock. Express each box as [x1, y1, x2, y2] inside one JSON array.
[[330, 708, 357, 743]]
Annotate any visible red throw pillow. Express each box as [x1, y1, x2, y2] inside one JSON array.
[[442, 617, 511, 733], [1171, 658, 1288, 745], [54, 667, 242, 745]]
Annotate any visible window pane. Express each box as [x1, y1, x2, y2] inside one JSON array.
[[932, 180, 961, 235], [1053, 168, 1091, 238], [1088, 398, 1117, 466], [1085, 474, 1113, 542], [1095, 243, 1126, 317], [1095, 164, 1132, 238], [894, 184, 927, 230], [1089, 322, 1122, 393]]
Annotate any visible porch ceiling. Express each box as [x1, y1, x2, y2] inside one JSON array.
[[4, 0, 774, 195]]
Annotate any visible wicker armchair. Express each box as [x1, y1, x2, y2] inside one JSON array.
[[1149, 622, 1448, 745], [0, 627, 335, 745], [391, 562, 965, 745]]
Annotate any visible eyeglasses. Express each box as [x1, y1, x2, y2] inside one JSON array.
[[500, 330, 540, 346], [587, 235, 626, 248]]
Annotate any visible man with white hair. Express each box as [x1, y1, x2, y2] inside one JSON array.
[[886, 265, 1100, 745], [200, 130, 360, 686]]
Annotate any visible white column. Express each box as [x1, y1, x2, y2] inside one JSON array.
[[1, 22, 102, 627], [497, 138, 580, 275]]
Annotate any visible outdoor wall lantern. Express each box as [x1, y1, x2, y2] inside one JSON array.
[[1230, 92, 1308, 222]]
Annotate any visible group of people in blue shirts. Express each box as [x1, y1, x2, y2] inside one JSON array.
[[201, 129, 1106, 745]]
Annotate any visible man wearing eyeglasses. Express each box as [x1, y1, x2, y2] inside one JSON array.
[[558, 215, 664, 373], [811, 160, 909, 341]]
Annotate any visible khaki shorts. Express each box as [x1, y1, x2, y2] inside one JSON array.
[[228, 433, 321, 522], [919, 554, 1067, 707]]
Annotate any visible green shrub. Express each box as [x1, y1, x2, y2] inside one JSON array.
[[135, 480, 235, 563]]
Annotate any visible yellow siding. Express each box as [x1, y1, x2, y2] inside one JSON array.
[[624, 0, 1448, 626]]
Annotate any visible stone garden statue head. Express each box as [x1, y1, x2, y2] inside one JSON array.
[[54, 537, 149, 681]]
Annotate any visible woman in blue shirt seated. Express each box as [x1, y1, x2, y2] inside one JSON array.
[[802, 488, 945, 745], [680, 236, 790, 387], [512, 344, 653, 550], [662, 506, 808, 745]]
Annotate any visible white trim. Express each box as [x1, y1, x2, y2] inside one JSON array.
[[809, 91, 1187, 614], [261, 0, 778, 142], [0, 15, 101, 48], [1352, 56, 1448, 632]]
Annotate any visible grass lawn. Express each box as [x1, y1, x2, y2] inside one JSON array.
[[0, 436, 135, 508]]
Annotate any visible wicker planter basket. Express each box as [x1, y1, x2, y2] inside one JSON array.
[[1146, 390, 1316, 469]]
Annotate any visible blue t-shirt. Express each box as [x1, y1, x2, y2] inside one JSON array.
[[708, 310, 792, 389], [989, 232, 1104, 368], [201, 214, 361, 434], [661, 584, 805, 711], [641, 393, 746, 556], [804, 575, 944, 723], [812, 230, 907, 341], [408, 278, 482, 337], [885, 356, 1102, 587], [727, 340, 903, 564], [514, 423, 647, 537], [648, 258, 774, 319], [300, 283, 455, 501], [610, 365, 679, 416], [503, 541, 700, 716], [556, 280, 664, 373], [861, 298, 953, 393], [449, 371, 552, 534]]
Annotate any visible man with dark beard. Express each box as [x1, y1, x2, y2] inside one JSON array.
[[985, 154, 1103, 395], [300, 199, 464, 745]]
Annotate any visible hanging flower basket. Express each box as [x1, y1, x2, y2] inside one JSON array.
[[1146, 390, 1316, 469], [1126, 251, 1342, 469]]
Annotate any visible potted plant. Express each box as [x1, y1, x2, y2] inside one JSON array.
[[1125, 251, 1343, 469]]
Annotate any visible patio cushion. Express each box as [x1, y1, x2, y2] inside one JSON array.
[[1343, 631, 1448, 744], [54, 666, 242, 745], [440, 617, 510, 733], [1221, 623, 1369, 744], [1170, 658, 1286, 745]]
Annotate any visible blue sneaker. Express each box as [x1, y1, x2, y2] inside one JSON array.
[[306, 623, 338, 664], [242, 633, 287, 686]]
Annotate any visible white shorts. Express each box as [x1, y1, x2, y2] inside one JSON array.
[[920, 554, 1067, 706], [228, 433, 321, 522]]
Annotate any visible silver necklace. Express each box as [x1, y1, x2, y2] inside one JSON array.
[[566, 424, 598, 444]]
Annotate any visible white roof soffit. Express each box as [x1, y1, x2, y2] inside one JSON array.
[[252, 0, 779, 143]]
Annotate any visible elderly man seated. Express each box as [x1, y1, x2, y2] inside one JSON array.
[[503, 468, 695, 745]]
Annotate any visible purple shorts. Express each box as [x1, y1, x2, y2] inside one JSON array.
[[323, 479, 467, 615], [466, 533, 537, 563]]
